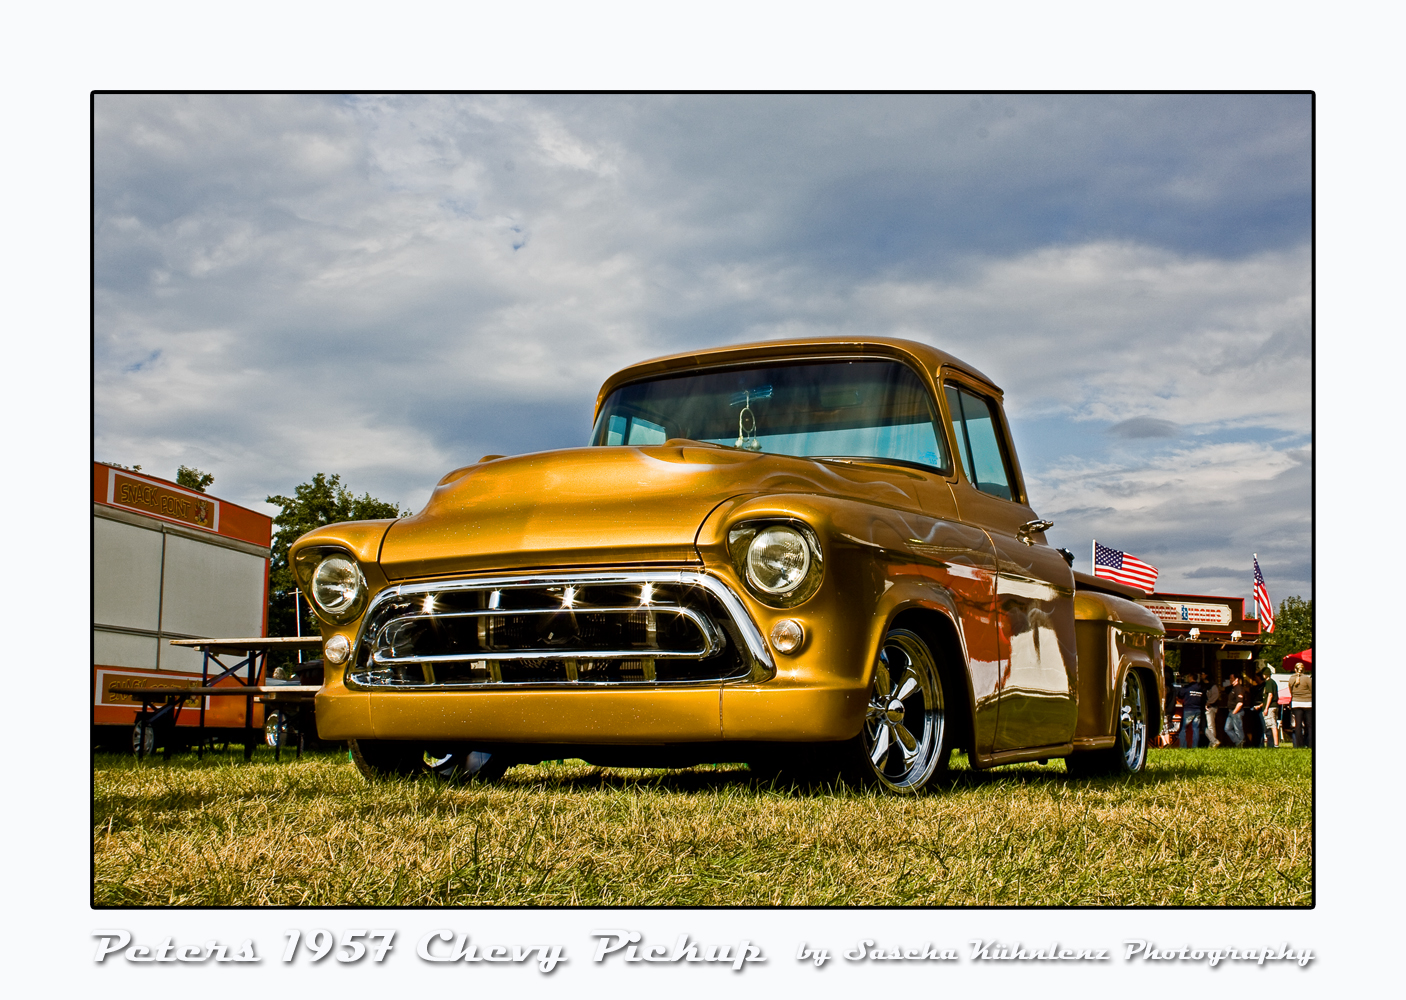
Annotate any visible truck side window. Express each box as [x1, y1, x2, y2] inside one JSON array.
[[944, 384, 1015, 501]]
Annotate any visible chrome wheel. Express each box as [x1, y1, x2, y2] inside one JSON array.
[[264, 709, 291, 748], [1066, 669, 1150, 778], [351, 740, 510, 782], [1117, 670, 1149, 772], [861, 629, 947, 792], [425, 749, 510, 784], [131, 720, 155, 757]]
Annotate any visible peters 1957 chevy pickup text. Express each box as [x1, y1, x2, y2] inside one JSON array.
[[292, 337, 1164, 793]]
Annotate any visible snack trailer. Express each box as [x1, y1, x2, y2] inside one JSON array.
[[92, 462, 274, 749]]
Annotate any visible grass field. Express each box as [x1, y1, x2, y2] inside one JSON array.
[[93, 747, 1311, 907]]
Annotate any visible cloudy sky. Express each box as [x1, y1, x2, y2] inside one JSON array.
[[94, 93, 1311, 604]]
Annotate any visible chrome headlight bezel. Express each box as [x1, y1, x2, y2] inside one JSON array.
[[727, 520, 824, 608], [307, 552, 368, 624]]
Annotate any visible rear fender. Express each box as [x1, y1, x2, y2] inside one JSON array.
[[1072, 591, 1165, 742]]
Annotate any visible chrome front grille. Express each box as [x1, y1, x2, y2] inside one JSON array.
[[346, 571, 774, 689]]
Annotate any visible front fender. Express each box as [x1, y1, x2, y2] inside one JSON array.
[[701, 493, 992, 744]]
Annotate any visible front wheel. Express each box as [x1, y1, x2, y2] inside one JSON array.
[[424, 749, 511, 783], [1065, 669, 1150, 777], [845, 628, 952, 793], [349, 739, 424, 779], [350, 739, 510, 783]]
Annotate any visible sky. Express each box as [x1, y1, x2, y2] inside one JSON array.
[[93, 93, 1312, 604]]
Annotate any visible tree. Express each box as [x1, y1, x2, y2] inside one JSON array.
[[176, 465, 214, 492], [1261, 595, 1313, 669], [264, 474, 407, 667]]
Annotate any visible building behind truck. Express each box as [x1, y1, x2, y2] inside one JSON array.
[[92, 462, 273, 748], [1137, 590, 1268, 745]]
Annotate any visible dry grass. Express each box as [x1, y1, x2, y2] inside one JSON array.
[[93, 748, 1311, 907]]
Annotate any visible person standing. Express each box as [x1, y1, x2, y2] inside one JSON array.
[[1242, 671, 1265, 748], [1288, 662, 1313, 748], [1258, 666, 1280, 748], [1180, 672, 1206, 749], [1226, 673, 1246, 747], [1204, 671, 1222, 748]]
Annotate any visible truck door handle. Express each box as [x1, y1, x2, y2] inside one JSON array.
[[1016, 519, 1054, 545]]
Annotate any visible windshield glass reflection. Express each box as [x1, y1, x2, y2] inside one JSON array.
[[591, 360, 950, 471]]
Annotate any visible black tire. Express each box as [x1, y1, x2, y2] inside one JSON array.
[[349, 739, 511, 783], [349, 739, 424, 779], [131, 721, 155, 757], [1065, 669, 1151, 777], [425, 749, 511, 783], [830, 627, 953, 793]]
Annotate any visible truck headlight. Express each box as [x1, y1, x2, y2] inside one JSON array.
[[310, 554, 366, 620], [729, 520, 823, 606], [746, 526, 811, 594]]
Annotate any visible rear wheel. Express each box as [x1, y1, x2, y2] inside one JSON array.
[[1065, 669, 1150, 777]]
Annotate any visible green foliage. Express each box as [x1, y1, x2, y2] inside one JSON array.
[[176, 466, 214, 492], [1262, 595, 1313, 668], [264, 474, 406, 655]]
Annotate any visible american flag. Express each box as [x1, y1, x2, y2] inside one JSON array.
[[1092, 541, 1158, 591], [1254, 554, 1275, 632]]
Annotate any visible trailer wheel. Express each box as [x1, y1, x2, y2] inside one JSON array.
[[131, 721, 155, 757], [264, 709, 292, 748]]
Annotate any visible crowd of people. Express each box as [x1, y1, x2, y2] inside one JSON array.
[[1171, 661, 1313, 749]]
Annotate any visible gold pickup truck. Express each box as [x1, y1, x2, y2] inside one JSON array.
[[292, 337, 1164, 793]]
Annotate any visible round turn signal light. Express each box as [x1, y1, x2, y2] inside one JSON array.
[[769, 618, 805, 655], [324, 633, 351, 664]]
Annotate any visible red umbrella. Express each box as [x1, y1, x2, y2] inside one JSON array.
[[1282, 649, 1312, 673]]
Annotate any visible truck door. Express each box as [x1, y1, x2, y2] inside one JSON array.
[[941, 379, 1078, 751]]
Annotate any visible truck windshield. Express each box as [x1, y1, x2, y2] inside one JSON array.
[[591, 359, 950, 472]]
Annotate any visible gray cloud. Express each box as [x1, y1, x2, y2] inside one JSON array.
[[94, 94, 1311, 599], [1108, 417, 1180, 438], [1035, 441, 1311, 602], [1184, 566, 1241, 579]]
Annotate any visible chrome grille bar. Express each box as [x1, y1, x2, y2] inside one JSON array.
[[347, 570, 774, 688], [369, 605, 722, 664]]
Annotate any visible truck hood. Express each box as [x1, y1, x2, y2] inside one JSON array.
[[378, 443, 925, 580]]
